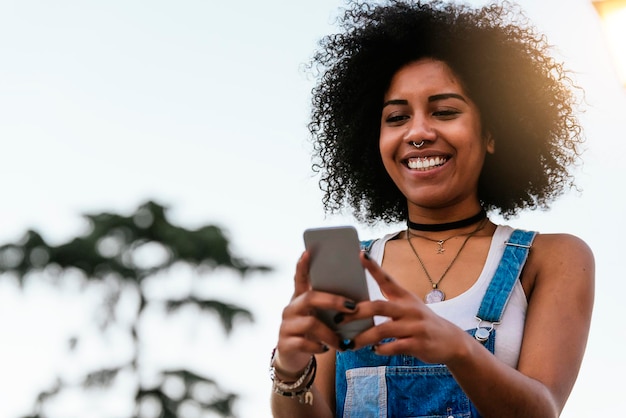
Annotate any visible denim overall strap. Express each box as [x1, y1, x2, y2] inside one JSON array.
[[360, 239, 376, 252], [476, 229, 537, 323]]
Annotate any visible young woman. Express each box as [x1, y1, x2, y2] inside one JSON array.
[[270, 1, 594, 417]]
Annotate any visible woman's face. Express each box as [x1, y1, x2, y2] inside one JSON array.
[[379, 58, 494, 213]]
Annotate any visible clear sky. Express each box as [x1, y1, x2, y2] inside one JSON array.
[[1, 0, 625, 417]]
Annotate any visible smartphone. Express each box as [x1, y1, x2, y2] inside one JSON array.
[[303, 226, 374, 340]]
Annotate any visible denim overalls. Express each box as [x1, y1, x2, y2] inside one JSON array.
[[336, 229, 536, 418]]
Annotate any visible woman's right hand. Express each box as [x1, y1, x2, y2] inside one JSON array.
[[272, 250, 358, 378]]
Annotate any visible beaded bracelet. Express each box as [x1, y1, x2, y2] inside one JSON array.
[[269, 348, 317, 405]]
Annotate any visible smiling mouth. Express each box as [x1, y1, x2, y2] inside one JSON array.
[[406, 156, 448, 171]]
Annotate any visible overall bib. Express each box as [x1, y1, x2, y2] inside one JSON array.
[[335, 229, 536, 418]]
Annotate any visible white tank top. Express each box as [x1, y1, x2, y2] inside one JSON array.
[[365, 225, 527, 368]]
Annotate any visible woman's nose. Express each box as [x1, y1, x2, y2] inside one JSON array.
[[403, 116, 436, 143]]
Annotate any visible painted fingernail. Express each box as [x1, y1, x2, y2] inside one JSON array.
[[339, 339, 354, 351], [370, 344, 378, 353], [343, 300, 356, 310], [333, 312, 345, 324], [363, 251, 371, 260], [322, 344, 329, 352]]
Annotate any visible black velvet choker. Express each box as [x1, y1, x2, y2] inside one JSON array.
[[407, 209, 487, 232]]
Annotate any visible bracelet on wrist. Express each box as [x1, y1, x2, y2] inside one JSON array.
[[269, 347, 316, 405]]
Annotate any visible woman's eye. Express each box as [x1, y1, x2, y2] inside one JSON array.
[[433, 109, 461, 118], [385, 114, 409, 124]]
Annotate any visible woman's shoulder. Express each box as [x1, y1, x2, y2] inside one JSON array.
[[532, 232, 594, 260], [524, 231, 595, 292]]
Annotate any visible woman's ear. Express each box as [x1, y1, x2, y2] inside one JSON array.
[[485, 133, 495, 154]]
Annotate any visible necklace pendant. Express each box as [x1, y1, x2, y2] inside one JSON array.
[[425, 288, 445, 304], [436, 240, 445, 254]]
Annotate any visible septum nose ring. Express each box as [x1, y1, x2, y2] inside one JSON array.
[[410, 140, 425, 149]]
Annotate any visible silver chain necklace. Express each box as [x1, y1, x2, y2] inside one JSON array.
[[406, 219, 485, 304]]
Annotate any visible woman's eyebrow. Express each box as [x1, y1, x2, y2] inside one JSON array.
[[382, 99, 408, 108], [428, 93, 467, 103], [383, 93, 467, 108]]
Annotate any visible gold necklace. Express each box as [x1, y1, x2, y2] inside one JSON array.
[[408, 219, 487, 255], [406, 221, 484, 304]]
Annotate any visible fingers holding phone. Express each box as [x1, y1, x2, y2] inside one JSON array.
[[275, 249, 361, 369], [275, 225, 375, 374]]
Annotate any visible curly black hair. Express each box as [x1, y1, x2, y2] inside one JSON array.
[[307, 0, 584, 224]]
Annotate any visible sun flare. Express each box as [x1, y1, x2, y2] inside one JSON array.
[[593, 0, 626, 86]]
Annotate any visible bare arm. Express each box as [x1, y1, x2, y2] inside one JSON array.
[[352, 235, 594, 418]]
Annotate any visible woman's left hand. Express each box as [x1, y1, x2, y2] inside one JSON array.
[[345, 252, 471, 364]]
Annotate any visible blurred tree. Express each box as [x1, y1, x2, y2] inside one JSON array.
[[0, 201, 271, 418]]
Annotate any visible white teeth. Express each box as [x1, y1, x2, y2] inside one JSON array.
[[407, 156, 447, 170]]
